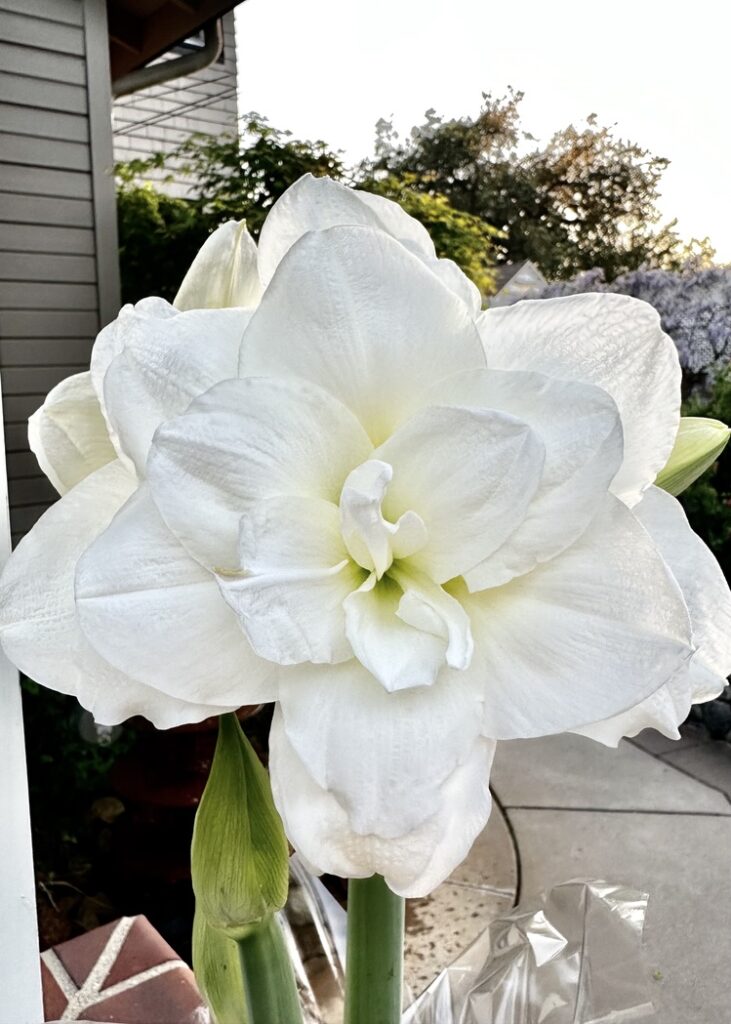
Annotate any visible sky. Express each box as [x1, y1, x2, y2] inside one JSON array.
[[235, 0, 731, 262]]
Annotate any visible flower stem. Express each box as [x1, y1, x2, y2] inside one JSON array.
[[236, 915, 303, 1024], [344, 874, 405, 1024]]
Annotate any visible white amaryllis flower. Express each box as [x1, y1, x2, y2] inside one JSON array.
[[2, 176, 730, 898]]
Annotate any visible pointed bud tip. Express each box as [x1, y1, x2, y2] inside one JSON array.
[[656, 416, 730, 496]]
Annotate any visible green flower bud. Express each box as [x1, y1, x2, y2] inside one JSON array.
[[655, 417, 730, 496], [192, 905, 249, 1024], [192, 714, 289, 939]]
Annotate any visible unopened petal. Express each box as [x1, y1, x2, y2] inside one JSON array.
[[28, 371, 116, 495], [174, 220, 262, 311], [655, 416, 730, 496]]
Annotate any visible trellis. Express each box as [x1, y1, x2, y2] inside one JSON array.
[[0, 386, 43, 1020]]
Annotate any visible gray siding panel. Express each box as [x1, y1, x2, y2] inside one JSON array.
[[0, 164, 92, 200], [0, 194, 94, 228], [9, 474, 58, 506], [0, 311, 98, 337], [0, 309, 96, 337], [0, 132, 90, 172], [0, 337, 95, 366], [6, 449, 40, 477], [10, 504, 47, 534], [0, 0, 116, 539], [0, 103, 89, 143], [0, 281, 97, 308], [0, 223, 95, 254], [4, 393, 46, 421], [0, 0, 84, 25], [0, 43, 87, 85], [0, 73, 88, 115], [0, 252, 96, 282], [3, 422, 29, 451], [1, 10, 84, 55], [3, 363, 87, 395]]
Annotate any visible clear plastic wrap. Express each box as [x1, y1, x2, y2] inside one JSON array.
[[283, 870, 654, 1024], [402, 880, 654, 1024]]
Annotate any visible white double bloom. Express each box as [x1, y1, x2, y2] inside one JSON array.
[[3, 176, 731, 896]]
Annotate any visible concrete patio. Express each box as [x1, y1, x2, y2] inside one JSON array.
[[406, 724, 731, 1022]]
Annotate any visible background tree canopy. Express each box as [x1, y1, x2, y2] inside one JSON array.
[[364, 89, 715, 281], [116, 94, 717, 305]]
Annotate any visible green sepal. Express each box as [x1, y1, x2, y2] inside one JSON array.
[[192, 903, 249, 1024], [192, 714, 289, 939], [655, 416, 731, 496]]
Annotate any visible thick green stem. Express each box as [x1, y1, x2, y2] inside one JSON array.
[[237, 915, 303, 1024], [344, 874, 405, 1024]]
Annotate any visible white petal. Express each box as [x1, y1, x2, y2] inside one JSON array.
[[427, 368, 623, 588], [339, 459, 427, 577], [76, 486, 277, 706], [101, 306, 250, 475], [458, 495, 693, 739], [635, 487, 731, 679], [240, 225, 486, 444], [219, 562, 361, 666], [174, 221, 262, 311], [0, 462, 228, 728], [343, 573, 449, 691], [429, 257, 482, 316], [28, 372, 116, 495], [259, 176, 481, 314], [239, 494, 348, 574], [573, 662, 722, 747], [258, 176, 433, 283], [478, 293, 681, 506], [374, 404, 545, 582], [576, 486, 731, 745], [147, 376, 372, 569], [391, 564, 474, 670], [259, 174, 479, 305], [90, 297, 175, 402], [276, 660, 485, 838], [217, 494, 362, 665], [270, 707, 496, 898]]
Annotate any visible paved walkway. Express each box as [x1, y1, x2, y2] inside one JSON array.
[[405, 725, 731, 1022]]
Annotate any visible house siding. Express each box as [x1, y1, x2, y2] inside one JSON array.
[[0, 0, 120, 543], [112, 11, 239, 196]]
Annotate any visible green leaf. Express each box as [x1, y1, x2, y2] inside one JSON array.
[[193, 904, 249, 1024], [191, 714, 289, 939], [656, 416, 731, 496]]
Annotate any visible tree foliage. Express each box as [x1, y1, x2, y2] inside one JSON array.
[[365, 89, 715, 281], [116, 114, 502, 304], [116, 182, 208, 305], [682, 369, 731, 579], [175, 113, 346, 237]]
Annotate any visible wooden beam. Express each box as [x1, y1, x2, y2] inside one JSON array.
[[107, 0, 241, 80]]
